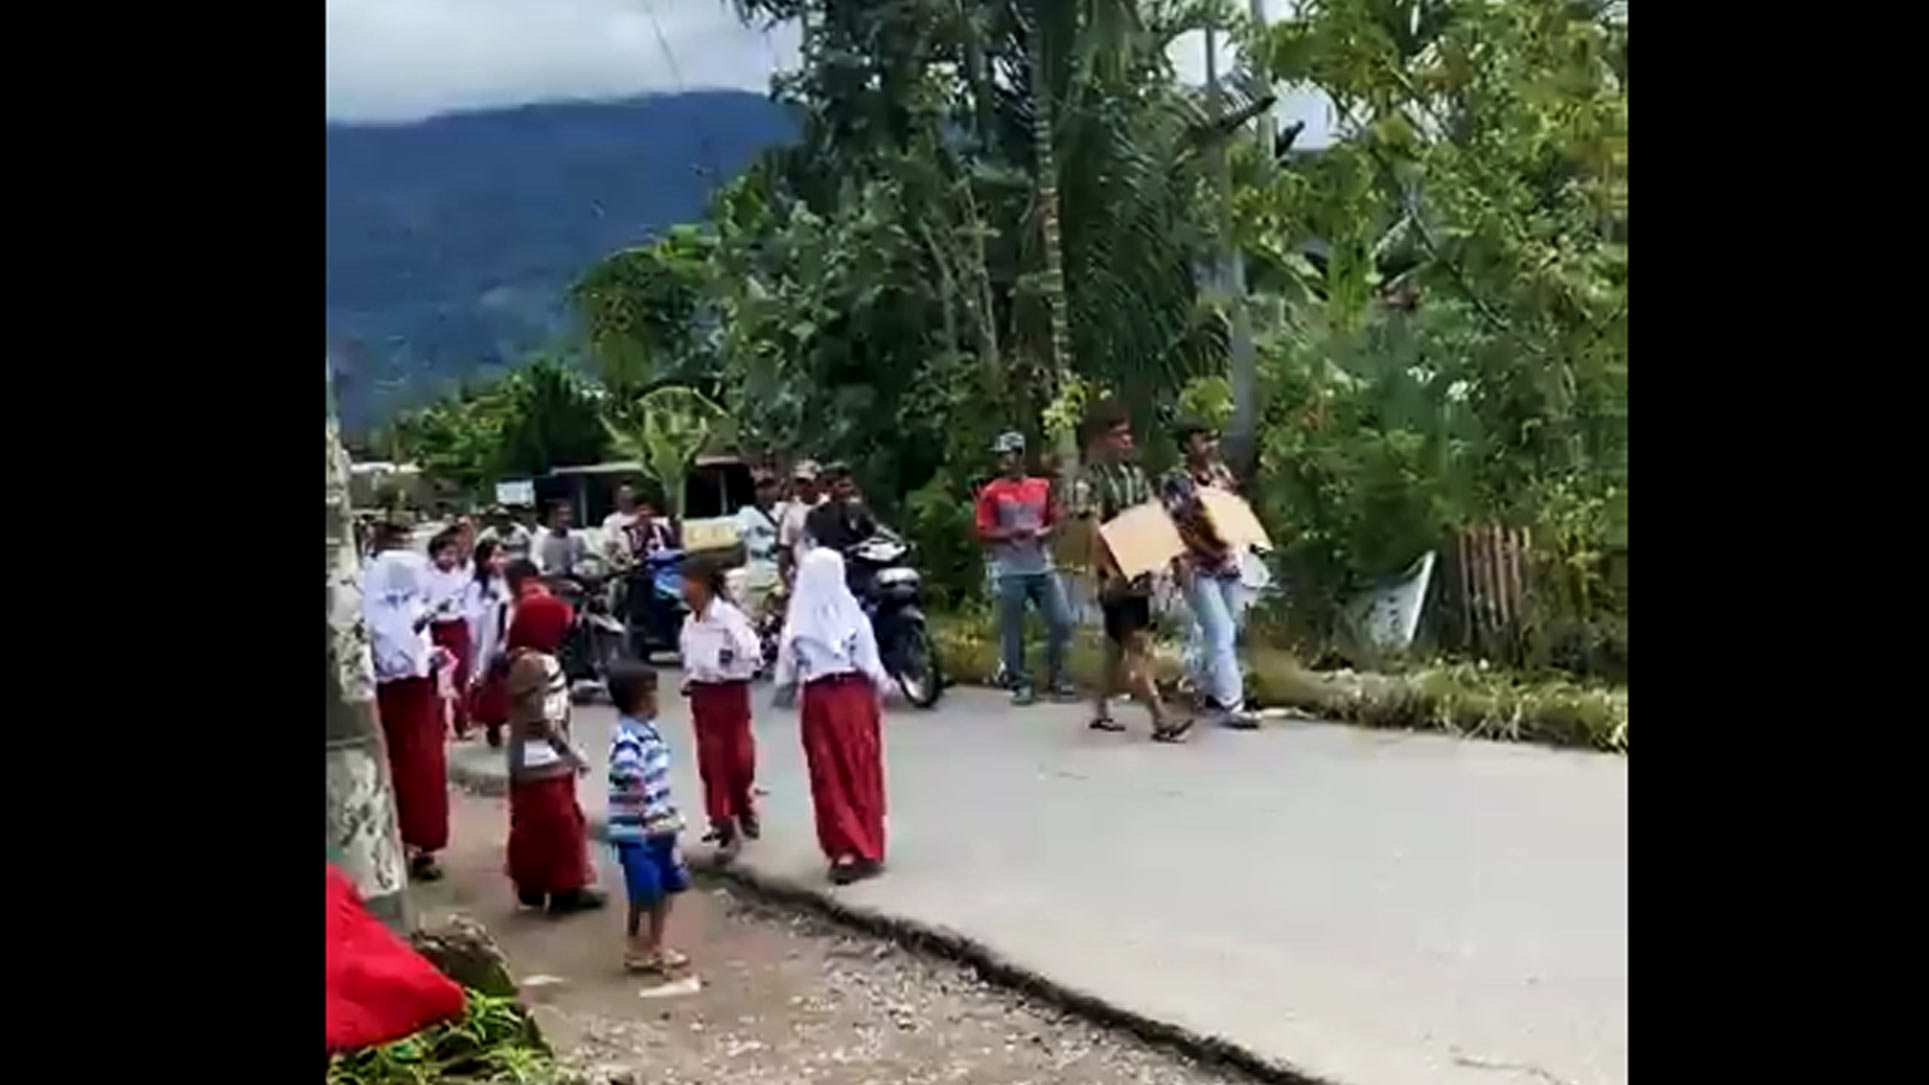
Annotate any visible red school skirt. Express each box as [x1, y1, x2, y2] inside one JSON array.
[[430, 622, 472, 732], [376, 675, 450, 853], [506, 774, 592, 897]]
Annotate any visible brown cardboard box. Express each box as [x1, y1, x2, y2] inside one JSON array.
[[1198, 488, 1273, 552], [1098, 502, 1187, 579]]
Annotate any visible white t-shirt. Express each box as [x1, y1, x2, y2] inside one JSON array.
[[778, 496, 825, 562], [735, 503, 781, 581]]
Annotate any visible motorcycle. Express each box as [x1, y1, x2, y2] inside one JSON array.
[[755, 581, 787, 676], [845, 529, 944, 709], [622, 548, 688, 661], [546, 571, 629, 691]]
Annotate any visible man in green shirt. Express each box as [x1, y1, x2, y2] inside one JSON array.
[[1071, 400, 1189, 742]]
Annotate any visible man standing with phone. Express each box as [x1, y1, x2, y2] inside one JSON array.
[[976, 432, 1075, 706]]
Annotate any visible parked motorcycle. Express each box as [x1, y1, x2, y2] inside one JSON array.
[[845, 529, 944, 708], [546, 572, 629, 691], [622, 548, 688, 661], [755, 581, 787, 677]]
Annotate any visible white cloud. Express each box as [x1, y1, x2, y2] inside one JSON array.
[[1169, 0, 1334, 149], [326, 0, 1330, 147], [325, 0, 800, 122]]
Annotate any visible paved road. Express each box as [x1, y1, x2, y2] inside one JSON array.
[[450, 686, 1627, 1085]]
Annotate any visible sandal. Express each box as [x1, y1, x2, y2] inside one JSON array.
[[624, 948, 691, 975], [1151, 717, 1195, 744], [1088, 713, 1126, 733]]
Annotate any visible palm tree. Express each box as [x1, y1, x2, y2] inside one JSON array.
[[325, 358, 413, 931]]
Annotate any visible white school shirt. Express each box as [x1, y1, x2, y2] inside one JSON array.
[[773, 621, 892, 691], [465, 578, 510, 679], [364, 551, 434, 682], [679, 599, 762, 684], [423, 564, 470, 626]]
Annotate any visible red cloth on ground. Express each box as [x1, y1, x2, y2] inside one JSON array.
[[690, 681, 757, 829], [377, 675, 450, 852], [507, 774, 592, 897], [799, 673, 887, 864], [325, 865, 464, 1054], [430, 622, 473, 733]]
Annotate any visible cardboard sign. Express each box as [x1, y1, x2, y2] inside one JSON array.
[[1198, 488, 1273, 552], [1098, 502, 1186, 580]]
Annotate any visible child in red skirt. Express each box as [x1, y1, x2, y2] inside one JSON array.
[[503, 592, 605, 916], [677, 555, 764, 863], [772, 548, 892, 885]]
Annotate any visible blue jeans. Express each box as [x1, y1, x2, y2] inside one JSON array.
[[1185, 573, 1245, 714], [997, 571, 1072, 689]]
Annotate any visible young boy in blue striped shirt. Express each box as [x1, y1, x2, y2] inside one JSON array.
[[605, 661, 691, 976]]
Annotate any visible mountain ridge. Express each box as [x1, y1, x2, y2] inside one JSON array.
[[325, 90, 796, 428]]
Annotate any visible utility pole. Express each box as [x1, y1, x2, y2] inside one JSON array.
[[1206, 11, 1261, 484], [325, 358, 413, 931]]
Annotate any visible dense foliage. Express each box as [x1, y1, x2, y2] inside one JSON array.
[[377, 0, 1628, 679]]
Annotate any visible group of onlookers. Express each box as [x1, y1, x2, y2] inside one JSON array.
[[357, 462, 898, 984], [974, 401, 1264, 742]]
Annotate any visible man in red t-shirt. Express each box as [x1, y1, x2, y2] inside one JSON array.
[[975, 432, 1075, 705]]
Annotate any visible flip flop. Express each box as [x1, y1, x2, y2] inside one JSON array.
[[1151, 717, 1195, 743]]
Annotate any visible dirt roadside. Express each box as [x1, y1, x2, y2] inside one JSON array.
[[413, 787, 1264, 1085]]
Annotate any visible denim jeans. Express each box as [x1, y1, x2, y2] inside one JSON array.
[[997, 571, 1072, 689], [1185, 573, 1245, 714]]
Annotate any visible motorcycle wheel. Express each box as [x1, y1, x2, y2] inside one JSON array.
[[592, 627, 627, 690], [894, 624, 944, 709]]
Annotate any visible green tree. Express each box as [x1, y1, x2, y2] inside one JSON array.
[[602, 385, 728, 521]]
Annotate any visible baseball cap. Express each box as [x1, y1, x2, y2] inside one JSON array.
[[991, 431, 1026, 454], [792, 459, 821, 481]]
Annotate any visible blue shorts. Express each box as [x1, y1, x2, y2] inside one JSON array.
[[614, 836, 690, 906]]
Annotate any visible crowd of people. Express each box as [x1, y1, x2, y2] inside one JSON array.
[[358, 478, 892, 979], [354, 399, 1257, 982]]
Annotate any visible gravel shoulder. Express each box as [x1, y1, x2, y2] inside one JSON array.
[[418, 787, 1268, 1085]]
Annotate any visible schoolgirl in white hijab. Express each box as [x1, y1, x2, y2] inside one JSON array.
[[362, 544, 451, 880], [773, 548, 892, 884]]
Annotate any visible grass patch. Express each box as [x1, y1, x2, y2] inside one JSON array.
[[931, 613, 1627, 754], [327, 988, 557, 1085]]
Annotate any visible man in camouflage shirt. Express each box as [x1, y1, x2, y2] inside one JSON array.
[[1071, 400, 1188, 742]]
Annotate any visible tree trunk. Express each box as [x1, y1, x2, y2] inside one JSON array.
[[1027, 11, 1079, 493], [325, 358, 413, 932], [1206, 20, 1261, 483]]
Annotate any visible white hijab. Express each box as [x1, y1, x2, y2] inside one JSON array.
[[364, 550, 432, 678], [780, 548, 889, 688]]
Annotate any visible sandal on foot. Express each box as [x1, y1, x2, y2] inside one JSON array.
[[547, 889, 608, 917], [624, 953, 667, 976], [1088, 714, 1126, 732], [1151, 717, 1195, 743], [409, 855, 445, 882]]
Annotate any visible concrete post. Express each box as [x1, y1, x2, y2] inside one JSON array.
[[324, 358, 413, 931]]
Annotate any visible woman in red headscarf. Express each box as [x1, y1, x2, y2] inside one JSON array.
[[503, 592, 606, 915]]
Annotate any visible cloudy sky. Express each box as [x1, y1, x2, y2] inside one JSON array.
[[325, 0, 1331, 144]]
